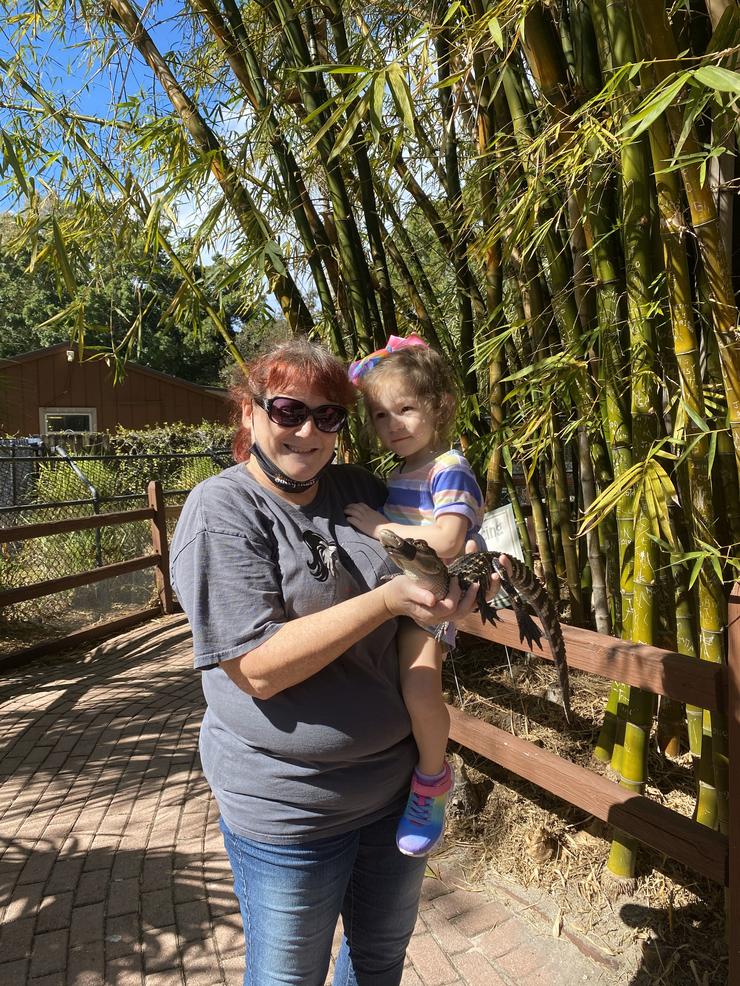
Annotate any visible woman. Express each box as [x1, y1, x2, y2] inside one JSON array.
[[170, 339, 498, 986]]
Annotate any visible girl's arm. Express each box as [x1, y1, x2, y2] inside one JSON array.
[[221, 573, 480, 699], [344, 503, 468, 559]]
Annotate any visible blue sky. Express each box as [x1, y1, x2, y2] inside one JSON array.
[[0, 2, 182, 122], [0, 4, 245, 256], [0, 4, 319, 308]]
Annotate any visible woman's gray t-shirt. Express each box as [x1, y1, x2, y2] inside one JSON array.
[[170, 462, 416, 844]]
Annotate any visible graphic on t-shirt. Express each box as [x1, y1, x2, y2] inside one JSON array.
[[302, 531, 338, 582]]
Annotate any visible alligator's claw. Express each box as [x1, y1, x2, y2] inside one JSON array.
[[511, 600, 543, 651]]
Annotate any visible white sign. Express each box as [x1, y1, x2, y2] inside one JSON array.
[[479, 502, 523, 560], [478, 503, 523, 608]]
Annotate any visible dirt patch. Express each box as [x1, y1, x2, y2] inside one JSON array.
[[442, 635, 727, 986], [0, 573, 158, 656]]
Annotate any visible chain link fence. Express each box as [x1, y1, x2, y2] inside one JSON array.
[[0, 439, 233, 654]]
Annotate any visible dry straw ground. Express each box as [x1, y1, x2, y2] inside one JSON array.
[[442, 637, 727, 986]]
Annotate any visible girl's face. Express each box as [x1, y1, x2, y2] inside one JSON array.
[[368, 382, 438, 467]]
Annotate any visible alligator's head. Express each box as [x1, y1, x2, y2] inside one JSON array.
[[379, 530, 446, 582]]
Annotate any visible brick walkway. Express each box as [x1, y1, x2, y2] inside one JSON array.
[[0, 614, 621, 985]]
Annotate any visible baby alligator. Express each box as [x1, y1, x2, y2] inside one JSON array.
[[380, 530, 571, 722]]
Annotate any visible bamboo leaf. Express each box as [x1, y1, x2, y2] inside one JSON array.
[[51, 216, 77, 295], [387, 64, 415, 134], [441, 1, 461, 25], [688, 556, 703, 589], [369, 72, 386, 140], [578, 461, 644, 536], [488, 15, 504, 50], [693, 65, 740, 94], [711, 555, 723, 583], [705, 6, 740, 54], [638, 476, 654, 531], [682, 400, 710, 433], [708, 430, 717, 472], [621, 74, 689, 139], [296, 64, 369, 75], [328, 92, 370, 161], [35, 299, 82, 330], [301, 91, 342, 127], [673, 88, 711, 158], [305, 75, 368, 148], [1, 131, 31, 199], [651, 459, 678, 501]]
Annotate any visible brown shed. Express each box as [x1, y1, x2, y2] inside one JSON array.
[[0, 343, 231, 435]]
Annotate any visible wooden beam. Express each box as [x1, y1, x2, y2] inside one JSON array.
[[447, 705, 727, 885], [727, 582, 740, 983], [457, 610, 725, 712], [147, 481, 174, 614], [0, 554, 159, 607], [0, 508, 155, 543], [0, 606, 163, 672], [164, 504, 184, 520]]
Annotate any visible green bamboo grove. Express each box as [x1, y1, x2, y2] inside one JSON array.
[[1, 0, 739, 884]]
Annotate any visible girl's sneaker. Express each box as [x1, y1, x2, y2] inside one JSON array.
[[396, 763, 454, 857]]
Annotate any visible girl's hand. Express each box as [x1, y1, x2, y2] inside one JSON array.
[[345, 502, 387, 539]]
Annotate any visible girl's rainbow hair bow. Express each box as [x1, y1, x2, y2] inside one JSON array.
[[348, 334, 429, 385]]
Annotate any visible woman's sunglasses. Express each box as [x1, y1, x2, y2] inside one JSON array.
[[253, 396, 348, 434]]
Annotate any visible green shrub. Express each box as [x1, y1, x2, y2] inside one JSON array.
[[174, 457, 222, 490]]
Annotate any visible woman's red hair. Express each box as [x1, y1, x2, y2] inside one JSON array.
[[229, 339, 357, 462]]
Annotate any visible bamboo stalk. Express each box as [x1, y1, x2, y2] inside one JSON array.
[[631, 0, 740, 478], [630, 8, 732, 834], [602, 0, 661, 880], [195, 0, 342, 344], [504, 471, 534, 569], [214, 8, 339, 250], [323, 1, 397, 344], [106, 0, 314, 333], [433, 0, 479, 393], [257, 0, 380, 348], [525, 466, 559, 603], [379, 193, 462, 372], [470, 6, 505, 506], [606, 508, 657, 883], [552, 422, 585, 623]]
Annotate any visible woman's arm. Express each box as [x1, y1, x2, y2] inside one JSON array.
[[344, 505, 468, 559], [221, 574, 480, 699]]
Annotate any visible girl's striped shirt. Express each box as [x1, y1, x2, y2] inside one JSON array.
[[382, 449, 484, 535]]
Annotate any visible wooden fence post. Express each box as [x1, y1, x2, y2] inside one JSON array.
[[147, 480, 174, 615], [728, 581, 740, 985]]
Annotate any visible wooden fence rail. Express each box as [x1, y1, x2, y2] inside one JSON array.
[[1, 490, 738, 980], [454, 600, 740, 981], [0, 481, 174, 670]]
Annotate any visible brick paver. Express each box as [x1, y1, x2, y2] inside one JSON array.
[[0, 615, 621, 985]]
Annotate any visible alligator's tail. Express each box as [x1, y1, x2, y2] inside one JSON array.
[[500, 557, 572, 723]]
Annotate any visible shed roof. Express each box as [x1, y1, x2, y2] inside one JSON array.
[[0, 342, 229, 400]]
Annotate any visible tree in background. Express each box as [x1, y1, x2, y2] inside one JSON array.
[[0, 215, 249, 384]]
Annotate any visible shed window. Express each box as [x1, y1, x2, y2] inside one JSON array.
[[40, 407, 97, 434]]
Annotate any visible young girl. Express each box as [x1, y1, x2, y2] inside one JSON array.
[[346, 336, 485, 857]]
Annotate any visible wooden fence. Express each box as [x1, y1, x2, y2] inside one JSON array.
[[1, 482, 739, 982], [0, 480, 175, 669]]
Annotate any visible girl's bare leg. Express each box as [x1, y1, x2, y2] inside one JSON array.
[[398, 620, 450, 776]]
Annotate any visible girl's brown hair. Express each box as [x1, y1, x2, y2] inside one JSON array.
[[358, 346, 459, 445], [229, 339, 357, 462]]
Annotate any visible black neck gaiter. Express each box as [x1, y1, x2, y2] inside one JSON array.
[[249, 442, 334, 493]]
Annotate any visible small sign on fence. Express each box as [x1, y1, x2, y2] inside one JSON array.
[[479, 502, 523, 608]]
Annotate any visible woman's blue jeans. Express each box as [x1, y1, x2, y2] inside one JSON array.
[[220, 810, 427, 986]]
